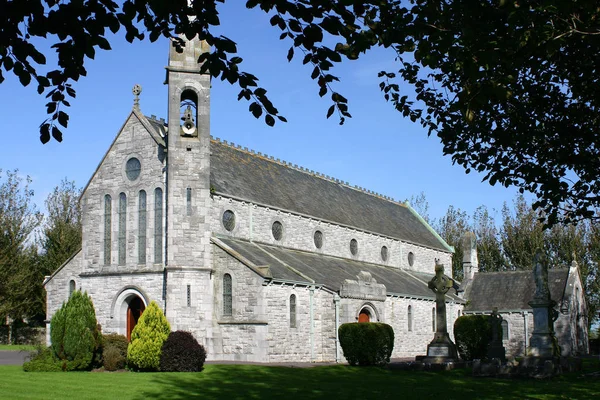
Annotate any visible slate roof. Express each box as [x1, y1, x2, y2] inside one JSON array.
[[210, 140, 450, 252], [213, 235, 464, 303], [463, 269, 570, 312]]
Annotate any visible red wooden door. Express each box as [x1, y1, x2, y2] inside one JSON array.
[[358, 310, 370, 323], [127, 297, 146, 341]]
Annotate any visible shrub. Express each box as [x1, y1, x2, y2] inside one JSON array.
[[23, 346, 62, 372], [160, 331, 207, 372], [338, 322, 394, 366], [48, 290, 101, 371], [127, 301, 171, 371], [102, 333, 128, 371], [454, 315, 492, 361]]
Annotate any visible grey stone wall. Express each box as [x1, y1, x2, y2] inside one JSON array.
[[80, 113, 165, 273], [210, 195, 452, 275]]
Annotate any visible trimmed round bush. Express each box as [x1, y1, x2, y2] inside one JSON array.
[[102, 333, 128, 371], [160, 331, 207, 372], [48, 290, 101, 371], [454, 315, 492, 361], [338, 322, 394, 366], [127, 301, 171, 371]]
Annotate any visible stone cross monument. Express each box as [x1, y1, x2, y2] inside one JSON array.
[[527, 250, 559, 357], [424, 261, 459, 361], [487, 307, 506, 361]]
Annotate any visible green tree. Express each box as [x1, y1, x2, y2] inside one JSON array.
[[3, 1, 600, 224], [406, 191, 430, 224], [472, 205, 505, 272], [127, 301, 171, 371], [0, 169, 42, 321], [501, 195, 545, 270], [39, 179, 82, 274], [50, 290, 101, 371], [434, 205, 470, 280], [582, 220, 600, 328]]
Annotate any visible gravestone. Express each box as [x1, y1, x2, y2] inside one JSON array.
[[527, 250, 560, 357], [421, 261, 459, 362], [487, 307, 506, 361]]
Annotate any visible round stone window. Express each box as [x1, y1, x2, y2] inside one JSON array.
[[222, 210, 236, 231], [125, 157, 141, 181], [350, 239, 358, 256], [272, 221, 283, 241], [314, 230, 323, 249], [381, 246, 388, 262], [408, 251, 415, 267]]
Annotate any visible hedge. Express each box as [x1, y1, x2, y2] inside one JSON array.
[[338, 322, 394, 366], [453, 315, 492, 361]]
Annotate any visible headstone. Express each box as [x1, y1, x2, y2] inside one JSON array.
[[487, 307, 506, 361], [527, 250, 560, 357], [422, 261, 459, 362]]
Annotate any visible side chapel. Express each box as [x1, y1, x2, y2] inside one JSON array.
[[43, 37, 587, 362]]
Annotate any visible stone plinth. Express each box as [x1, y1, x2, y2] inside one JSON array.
[[528, 298, 559, 357]]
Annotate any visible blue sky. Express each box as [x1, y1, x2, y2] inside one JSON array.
[[1, 3, 524, 224]]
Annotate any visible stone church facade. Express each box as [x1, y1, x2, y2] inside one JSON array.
[[44, 37, 587, 362]]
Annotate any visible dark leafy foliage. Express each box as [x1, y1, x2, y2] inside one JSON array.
[[101, 333, 128, 371], [338, 322, 394, 366], [454, 315, 492, 361], [3, 1, 600, 224], [160, 331, 206, 372]]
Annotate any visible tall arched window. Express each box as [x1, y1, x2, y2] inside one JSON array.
[[154, 188, 163, 263], [407, 305, 413, 332], [104, 194, 112, 265], [223, 274, 232, 316], [138, 190, 147, 264], [69, 280, 76, 297], [501, 320, 509, 340], [432, 307, 436, 332], [118, 192, 127, 265], [290, 294, 297, 328]]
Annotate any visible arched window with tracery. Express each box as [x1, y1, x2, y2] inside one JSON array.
[[138, 190, 146, 263], [118, 192, 127, 265]]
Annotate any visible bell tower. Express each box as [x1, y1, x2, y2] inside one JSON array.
[[165, 36, 214, 339]]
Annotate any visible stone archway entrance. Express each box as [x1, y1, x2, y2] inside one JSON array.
[[358, 308, 371, 323], [127, 296, 145, 341]]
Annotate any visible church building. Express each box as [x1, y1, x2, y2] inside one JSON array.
[[43, 37, 587, 362]]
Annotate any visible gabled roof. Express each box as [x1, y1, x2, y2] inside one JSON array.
[[213, 235, 464, 303], [463, 269, 570, 312], [209, 140, 452, 252], [80, 110, 165, 198]]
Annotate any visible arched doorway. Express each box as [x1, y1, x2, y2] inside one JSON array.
[[358, 308, 371, 323], [127, 296, 145, 341]]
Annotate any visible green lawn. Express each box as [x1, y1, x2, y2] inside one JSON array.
[[0, 344, 36, 351], [1, 364, 599, 400]]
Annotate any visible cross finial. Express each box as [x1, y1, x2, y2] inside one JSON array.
[[132, 84, 142, 110]]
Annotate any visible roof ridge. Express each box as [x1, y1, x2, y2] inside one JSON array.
[[210, 136, 406, 207]]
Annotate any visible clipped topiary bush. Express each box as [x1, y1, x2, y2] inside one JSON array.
[[160, 331, 207, 372], [127, 301, 171, 371], [102, 333, 129, 371], [48, 290, 101, 371], [338, 322, 394, 366], [454, 315, 492, 361]]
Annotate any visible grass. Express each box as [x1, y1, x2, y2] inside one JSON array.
[[0, 344, 36, 351], [1, 363, 599, 400]]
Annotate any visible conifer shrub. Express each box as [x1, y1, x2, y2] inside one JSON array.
[[47, 290, 101, 371], [22, 346, 62, 372], [160, 331, 207, 372], [338, 322, 394, 366], [454, 315, 492, 361], [102, 333, 128, 371], [127, 301, 171, 371]]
